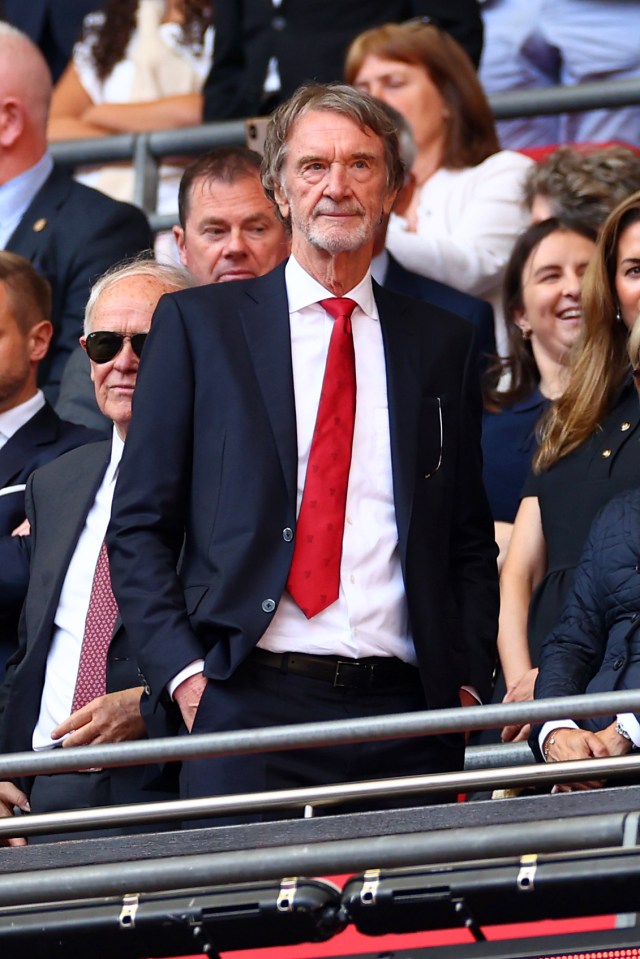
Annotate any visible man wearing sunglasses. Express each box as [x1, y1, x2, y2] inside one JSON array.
[[0, 259, 193, 844]]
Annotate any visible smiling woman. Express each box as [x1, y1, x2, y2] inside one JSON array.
[[482, 218, 597, 550], [495, 192, 640, 745]]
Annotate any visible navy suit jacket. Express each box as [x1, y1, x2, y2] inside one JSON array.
[[0, 403, 99, 673], [6, 164, 152, 401], [203, 0, 483, 120], [383, 253, 496, 370], [0, 442, 161, 802], [108, 263, 498, 723], [1, 0, 96, 80]]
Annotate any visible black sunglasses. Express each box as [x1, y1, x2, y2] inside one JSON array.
[[85, 331, 148, 363]]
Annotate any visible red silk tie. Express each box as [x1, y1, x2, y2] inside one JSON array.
[[71, 541, 119, 712], [287, 297, 357, 618]]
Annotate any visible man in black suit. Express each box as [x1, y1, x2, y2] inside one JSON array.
[[0, 259, 192, 844], [203, 0, 483, 121], [0, 0, 95, 81], [109, 84, 498, 823], [0, 251, 99, 677], [0, 23, 152, 403]]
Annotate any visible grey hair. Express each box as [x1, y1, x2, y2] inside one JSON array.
[[84, 257, 194, 335], [261, 82, 405, 224]]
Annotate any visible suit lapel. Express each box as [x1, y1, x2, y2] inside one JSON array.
[[6, 166, 69, 266], [0, 404, 58, 487], [374, 281, 422, 559], [31, 443, 111, 645], [239, 264, 298, 504]]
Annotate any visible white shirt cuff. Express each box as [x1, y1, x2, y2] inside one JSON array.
[[538, 719, 578, 759], [168, 659, 205, 699], [617, 712, 640, 747]]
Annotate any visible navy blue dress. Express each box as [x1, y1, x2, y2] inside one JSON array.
[[482, 388, 548, 523], [523, 378, 640, 664]]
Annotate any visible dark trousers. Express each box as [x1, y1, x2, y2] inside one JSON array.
[[28, 767, 177, 844], [180, 654, 464, 827]]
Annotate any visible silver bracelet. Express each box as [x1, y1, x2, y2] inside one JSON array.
[[542, 734, 555, 761]]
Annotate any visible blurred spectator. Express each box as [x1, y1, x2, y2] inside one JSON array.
[[0, 23, 152, 402], [479, 0, 640, 149], [497, 192, 640, 743], [531, 318, 640, 782], [483, 218, 596, 570], [525, 145, 640, 232], [203, 0, 483, 121], [56, 146, 291, 433], [0, 0, 96, 82], [346, 19, 532, 353], [0, 252, 100, 680], [48, 0, 213, 213], [372, 102, 496, 369]]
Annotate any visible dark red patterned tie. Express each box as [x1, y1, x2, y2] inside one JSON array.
[[71, 541, 119, 711], [287, 297, 357, 618]]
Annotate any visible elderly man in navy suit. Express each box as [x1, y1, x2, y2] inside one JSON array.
[[0, 23, 152, 402], [109, 84, 498, 824], [0, 259, 192, 844]]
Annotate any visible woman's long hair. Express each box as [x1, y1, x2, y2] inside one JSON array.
[[484, 218, 597, 413], [344, 21, 499, 170], [534, 192, 640, 471], [85, 0, 212, 81]]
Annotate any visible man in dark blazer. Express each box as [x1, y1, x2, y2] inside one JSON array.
[[0, 260, 191, 844], [0, 0, 95, 81], [109, 85, 498, 822], [0, 251, 99, 678], [0, 24, 153, 404], [203, 0, 483, 120]]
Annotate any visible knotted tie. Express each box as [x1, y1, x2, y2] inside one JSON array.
[[71, 542, 119, 711], [287, 297, 357, 618]]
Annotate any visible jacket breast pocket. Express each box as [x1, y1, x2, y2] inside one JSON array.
[[418, 395, 443, 480]]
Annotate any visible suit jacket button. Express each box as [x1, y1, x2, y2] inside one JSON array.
[[272, 15, 286, 30], [282, 527, 293, 542], [613, 657, 625, 670], [262, 598, 276, 613]]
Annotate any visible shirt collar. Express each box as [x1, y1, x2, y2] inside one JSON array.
[[285, 255, 379, 319], [0, 391, 46, 441], [0, 152, 54, 246], [106, 426, 126, 486]]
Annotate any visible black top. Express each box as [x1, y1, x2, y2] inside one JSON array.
[[523, 378, 640, 661]]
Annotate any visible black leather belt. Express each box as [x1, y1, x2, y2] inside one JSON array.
[[250, 648, 419, 690]]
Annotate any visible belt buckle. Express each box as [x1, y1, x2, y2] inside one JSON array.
[[333, 659, 374, 689]]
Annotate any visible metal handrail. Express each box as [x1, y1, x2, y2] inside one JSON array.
[[1, 752, 640, 840], [47, 77, 640, 223], [0, 811, 635, 907], [1, 688, 637, 780]]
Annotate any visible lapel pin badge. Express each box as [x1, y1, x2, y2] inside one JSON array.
[[33, 218, 48, 233]]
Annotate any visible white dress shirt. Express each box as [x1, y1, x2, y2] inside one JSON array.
[[0, 152, 54, 250], [258, 256, 413, 662], [0, 391, 45, 452], [33, 429, 124, 749]]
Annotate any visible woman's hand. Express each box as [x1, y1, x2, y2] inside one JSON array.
[[501, 667, 539, 742]]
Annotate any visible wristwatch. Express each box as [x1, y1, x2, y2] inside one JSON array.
[[615, 720, 638, 748]]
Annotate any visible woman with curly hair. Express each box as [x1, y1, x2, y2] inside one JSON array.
[[48, 0, 213, 212]]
